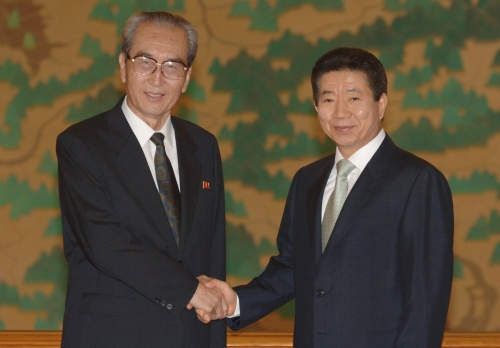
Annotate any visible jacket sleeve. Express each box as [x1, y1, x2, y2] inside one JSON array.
[[57, 131, 198, 317], [208, 137, 228, 347], [394, 166, 454, 348], [227, 170, 298, 330]]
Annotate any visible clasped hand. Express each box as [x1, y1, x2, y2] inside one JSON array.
[[187, 275, 237, 323]]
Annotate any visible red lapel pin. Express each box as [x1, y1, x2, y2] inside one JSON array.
[[202, 181, 210, 189]]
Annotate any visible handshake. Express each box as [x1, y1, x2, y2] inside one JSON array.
[[187, 276, 237, 323]]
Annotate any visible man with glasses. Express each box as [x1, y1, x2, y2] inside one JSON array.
[[57, 11, 229, 347]]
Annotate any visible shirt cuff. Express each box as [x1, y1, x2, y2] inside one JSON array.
[[227, 294, 240, 318]]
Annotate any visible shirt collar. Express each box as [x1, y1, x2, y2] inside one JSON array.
[[334, 128, 386, 172], [121, 96, 174, 147]]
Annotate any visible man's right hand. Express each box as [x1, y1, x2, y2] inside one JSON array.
[[187, 279, 228, 322], [193, 276, 237, 323]]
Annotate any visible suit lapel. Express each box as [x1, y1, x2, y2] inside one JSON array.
[[107, 100, 179, 255], [171, 117, 201, 253], [307, 155, 335, 265]]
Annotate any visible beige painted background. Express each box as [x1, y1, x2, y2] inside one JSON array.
[[0, 0, 499, 332]]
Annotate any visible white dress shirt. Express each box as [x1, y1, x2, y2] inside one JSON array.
[[321, 129, 386, 220], [121, 97, 181, 192]]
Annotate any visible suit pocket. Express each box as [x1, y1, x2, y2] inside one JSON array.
[[80, 292, 144, 317]]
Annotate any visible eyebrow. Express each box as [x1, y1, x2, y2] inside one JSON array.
[[320, 90, 335, 96]]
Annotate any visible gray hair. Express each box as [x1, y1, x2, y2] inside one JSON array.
[[122, 11, 198, 67]]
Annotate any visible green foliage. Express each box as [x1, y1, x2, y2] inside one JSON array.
[[8, 9, 20, 29], [25, 246, 67, 283], [218, 1, 500, 197], [79, 35, 103, 59], [288, 94, 315, 114], [467, 217, 489, 240], [402, 78, 488, 110], [218, 125, 233, 141], [385, 0, 434, 11], [466, 211, 500, 240], [37, 151, 58, 178], [23, 32, 36, 50], [425, 39, 463, 72], [0, 60, 29, 88], [226, 223, 276, 278], [463, 207, 500, 272], [453, 259, 463, 278], [225, 191, 247, 217], [487, 72, 500, 87], [448, 171, 499, 194], [379, 43, 404, 68], [230, 0, 343, 31], [90, 0, 185, 34], [393, 67, 432, 89], [0, 282, 20, 305], [185, 78, 206, 101], [251, 0, 278, 31], [276, 298, 295, 318], [89, 1, 114, 21], [491, 243, 500, 264], [392, 77, 499, 151], [493, 50, 500, 66], [177, 106, 198, 124], [1, 42, 117, 147], [0, 175, 59, 218], [21, 246, 67, 328], [209, 58, 222, 75], [44, 216, 63, 237], [0, 260, 66, 329], [266, 132, 334, 160], [65, 84, 123, 122]]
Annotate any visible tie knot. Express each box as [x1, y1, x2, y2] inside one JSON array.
[[336, 159, 356, 178], [151, 132, 165, 146]]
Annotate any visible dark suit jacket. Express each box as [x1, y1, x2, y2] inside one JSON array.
[[57, 99, 226, 347], [229, 135, 454, 348]]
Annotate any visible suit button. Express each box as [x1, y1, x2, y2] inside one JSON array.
[[155, 297, 161, 303], [316, 289, 325, 297], [167, 304, 173, 310], [161, 300, 167, 306]]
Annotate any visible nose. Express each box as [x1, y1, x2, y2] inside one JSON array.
[[150, 66, 164, 86], [333, 98, 350, 119]]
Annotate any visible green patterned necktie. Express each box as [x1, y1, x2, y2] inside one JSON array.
[[321, 159, 356, 252], [150, 133, 181, 247]]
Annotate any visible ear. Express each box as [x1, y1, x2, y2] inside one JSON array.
[[314, 101, 319, 113], [119, 52, 127, 83], [378, 93, 388, 120], [181, 66, 192, 93]]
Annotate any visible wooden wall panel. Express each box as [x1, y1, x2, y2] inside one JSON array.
[[0, 331, 499, 347]]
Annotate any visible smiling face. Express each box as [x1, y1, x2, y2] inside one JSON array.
[[315, 70, 387, 158], [119, 22, 191, 130]]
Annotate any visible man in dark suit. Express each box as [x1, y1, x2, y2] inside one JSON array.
[[201, 47, 454, 347], [57, 11, 229, 347]]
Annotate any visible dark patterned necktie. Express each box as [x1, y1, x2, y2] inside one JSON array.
[[150, 133, 181, 247]]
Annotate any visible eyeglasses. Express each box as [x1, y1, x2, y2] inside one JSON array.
[[127, 55, 188, 80]]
